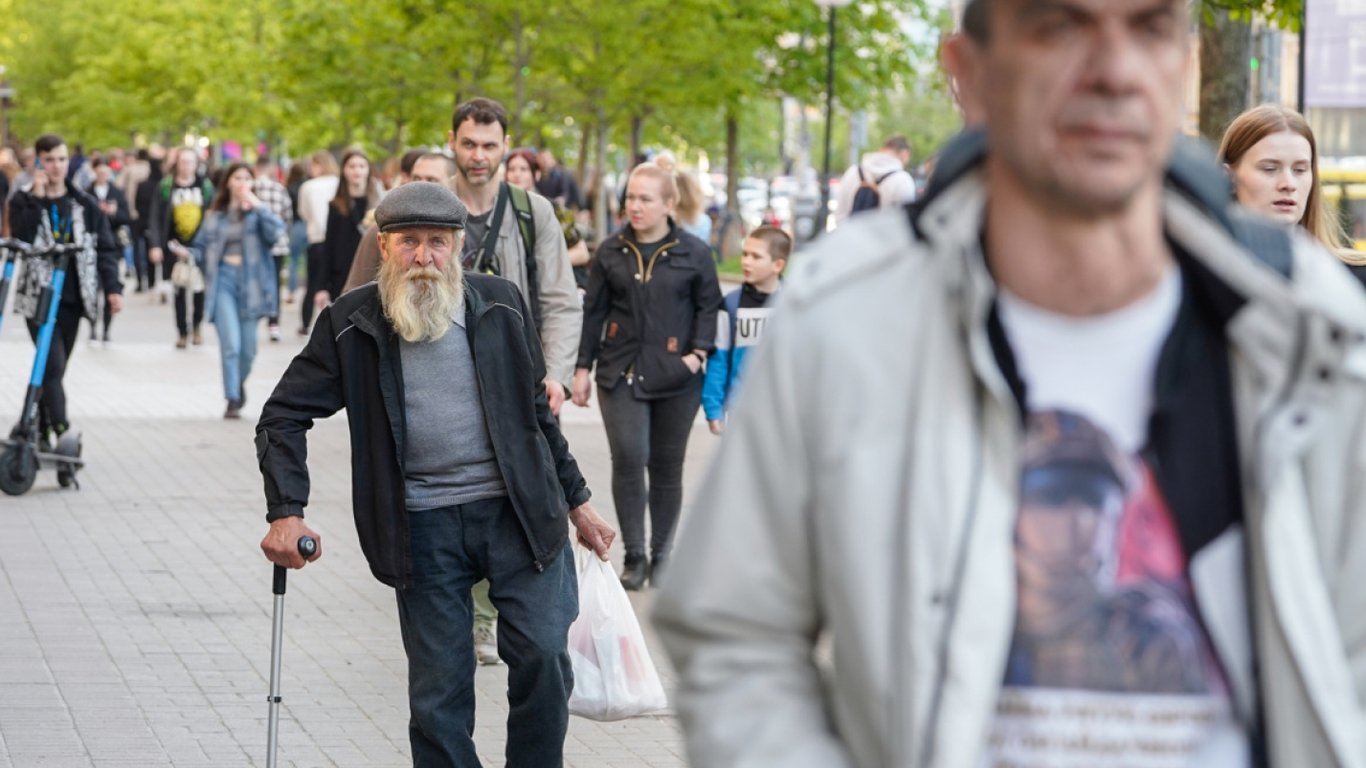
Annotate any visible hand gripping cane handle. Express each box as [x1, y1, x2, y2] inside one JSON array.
[[272, 537, 317, 596]]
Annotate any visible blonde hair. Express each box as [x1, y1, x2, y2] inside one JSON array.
[[1218, 104, 1350, 257], [627, 163, 678, 204], [674, 171, 704, 224], [310, 150, 339, 177]]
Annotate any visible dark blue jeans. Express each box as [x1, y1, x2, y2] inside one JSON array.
[[397, 497, 578, 767]]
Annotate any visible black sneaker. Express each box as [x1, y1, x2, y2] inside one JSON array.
[[224, 400, 243, 420]]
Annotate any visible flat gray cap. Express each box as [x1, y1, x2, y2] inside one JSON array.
[[374, 181, 468, 233]]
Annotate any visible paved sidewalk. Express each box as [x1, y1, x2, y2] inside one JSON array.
[[0, 285, 716, 767]]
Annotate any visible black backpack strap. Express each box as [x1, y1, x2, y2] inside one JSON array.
[[506, 185, 544, 332], [906, 128, 988, 240], [1226, 215, 1294, 278], [472, 183, 511, 274], [1166, 135, 1293, 278]]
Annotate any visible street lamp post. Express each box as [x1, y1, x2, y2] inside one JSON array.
[[815, 0, 851, 238]]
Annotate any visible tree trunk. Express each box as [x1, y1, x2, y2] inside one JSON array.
[[576, 124, 591, 190], [512, 12, 527, 146], [725, 108, 742, 260], [595, 117, 610, 243], [630, 114, 644, 166], [1199, 6, 1251, 142], [725, 108, 740, 218]]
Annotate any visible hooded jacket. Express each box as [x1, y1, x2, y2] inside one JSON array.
[[654, 135, 1366, 767], [834, 150, 916, 225]]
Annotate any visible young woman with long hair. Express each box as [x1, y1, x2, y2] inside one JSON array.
[[1219, 105, 1358, 269], [188, 162, 284, 418], [315, 149, 382, 309]]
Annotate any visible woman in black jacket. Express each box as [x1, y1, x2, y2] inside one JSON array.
[[572, 162, 722, 590], [314, 149, 381, 309]]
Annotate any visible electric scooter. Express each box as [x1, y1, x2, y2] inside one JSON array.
[[0, 241, 87, 496], [0, 238, 29, 334]]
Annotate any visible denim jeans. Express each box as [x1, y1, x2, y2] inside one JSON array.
[[597, 379, 702, 559], [211, 262, 259, 402], [287, 220, 308, 294], [397, 497, 577, 767]]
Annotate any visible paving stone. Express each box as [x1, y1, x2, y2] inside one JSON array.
[[0, 288, 707, 767]]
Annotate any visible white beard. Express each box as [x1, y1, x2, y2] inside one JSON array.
[[378, 255, 464, 343]]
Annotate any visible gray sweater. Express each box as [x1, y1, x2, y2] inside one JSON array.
[[400, 304, 507, 510]]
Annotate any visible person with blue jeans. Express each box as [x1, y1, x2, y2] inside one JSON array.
[[256, 182, 616, 767], [187, 162, 283, 419]]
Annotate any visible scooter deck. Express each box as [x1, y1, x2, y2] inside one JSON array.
[[0, 438, 83, 469]]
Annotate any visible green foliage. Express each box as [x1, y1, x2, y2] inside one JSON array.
[[0, 0, 946, 179], [1203, 0, 1304, 31]]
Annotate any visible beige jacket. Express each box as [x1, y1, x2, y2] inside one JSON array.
[[342, 187, 580, 388], [472, 187, 580, 388], [653, 171, 1366, 767]]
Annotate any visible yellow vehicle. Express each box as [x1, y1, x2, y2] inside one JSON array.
[[1320, 167, 1366, 253]]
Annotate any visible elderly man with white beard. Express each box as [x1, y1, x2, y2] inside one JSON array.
[[255, 181, 615, 767]]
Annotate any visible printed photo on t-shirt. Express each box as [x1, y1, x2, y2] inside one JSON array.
[[987, 409, 1247, 768]]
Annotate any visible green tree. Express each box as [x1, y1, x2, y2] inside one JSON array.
[[1198, 0, 1304, 142]]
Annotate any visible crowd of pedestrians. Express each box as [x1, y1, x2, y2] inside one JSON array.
[[7, 5, 1366, 758]]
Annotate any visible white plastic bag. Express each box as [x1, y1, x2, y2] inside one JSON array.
[[567, 545, 669, 720]]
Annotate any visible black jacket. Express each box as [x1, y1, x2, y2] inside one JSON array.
[[133, 167, 163, 238], [148, 174, 212, 248], [320, 200, 366, 298], [578, 221, 722, 398], [91, 184, 133, 230], [256, 273, 591, 588], [8, 186, 123, 312]]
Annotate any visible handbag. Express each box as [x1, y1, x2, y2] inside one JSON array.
[[169, 256, 205, 292], [566, 544, 669, 721]]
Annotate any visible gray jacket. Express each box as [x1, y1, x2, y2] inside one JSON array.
[[653, 172, 1366, 767], [483, 188, 581, 388]]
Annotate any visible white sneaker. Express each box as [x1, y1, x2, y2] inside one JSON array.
[[473, 625, 500, 665]]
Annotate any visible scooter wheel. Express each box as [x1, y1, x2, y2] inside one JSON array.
[[0, 444, 37, 496]]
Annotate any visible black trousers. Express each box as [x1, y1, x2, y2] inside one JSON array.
[[267, 254, 284, 326], [25, 301, 84, 433], [597, 378, 702, 559], [301, 243, 325, 330], [89, 292, 114, 339], [161, 256, 204, 336]]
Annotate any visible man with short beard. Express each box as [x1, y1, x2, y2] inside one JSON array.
[[256, 181, 615, 767]]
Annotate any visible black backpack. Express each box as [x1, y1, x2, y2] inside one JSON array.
[[850, 166, 898, 216]]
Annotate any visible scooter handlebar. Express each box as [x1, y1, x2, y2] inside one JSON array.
[[272, 537, 318, 595], [39, 243, 86, 256], [0, 238, 32, 255]]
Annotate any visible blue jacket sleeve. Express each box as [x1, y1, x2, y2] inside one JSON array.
[[702, 308, 733, 421]]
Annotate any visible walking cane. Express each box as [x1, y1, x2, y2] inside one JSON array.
[[266, 536, 317, 768]]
